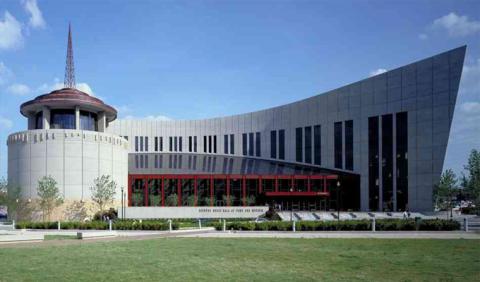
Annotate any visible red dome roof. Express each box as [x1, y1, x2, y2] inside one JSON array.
[[20, 88, 117, 122]]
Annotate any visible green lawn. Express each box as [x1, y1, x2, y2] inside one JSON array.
[[0, 238, 478, 281]]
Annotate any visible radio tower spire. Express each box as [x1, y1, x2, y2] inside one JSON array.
[[64, 23, 76, 88]]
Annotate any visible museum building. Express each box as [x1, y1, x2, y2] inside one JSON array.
[[7, 26, 466, 218]]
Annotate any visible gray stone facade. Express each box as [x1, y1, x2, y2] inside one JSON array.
[[107, 46, 466, 212]]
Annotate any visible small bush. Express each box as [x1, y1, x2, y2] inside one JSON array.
[[15, 220, 178, 231]]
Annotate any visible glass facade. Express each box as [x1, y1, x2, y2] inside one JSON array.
[[304, 126, 312, 164], [242, 133, 247, 156], [50, 109, 75, 129], [314, 125, 321, 165], [295, 127, 302, 162], [255, 132, 261, 157], [229, 134, 234, 155], [279, 129, 285, 160], [345, 120, 353, 170], [368, 116, 379, 211], [79, 111, 97, 131], [270, 130, 277, 159], [334, 122, 343, 169], [382, 114, 393, 211], [248, 133, 254, 156], [396, 112, 408, 211], [224, 135, 228, 154]]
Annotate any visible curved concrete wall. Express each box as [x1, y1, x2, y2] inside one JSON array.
[[107, 46, 466, 211], [7, 129, 129, 202]]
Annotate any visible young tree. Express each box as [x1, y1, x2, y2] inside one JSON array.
[[90, 175, 117, 214], [462, 149, 480, 207], [37, 176, 63, 221], [434, 169, 458, 218]]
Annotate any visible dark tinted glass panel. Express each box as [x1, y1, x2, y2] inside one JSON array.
[[368, 116, 379, 211], [230, 178, 242, 206], [242, 133, 247, 156], [164, 178, 179, 206], [279, 130, 285, 160], [262, 179, 275, 192], [189, 136, 192, 152], [181, 179, 194, 206], [278, 179, 290, 192], [208, 136, 212, 153], [203, 136, 207, 153], [197, 179, 210, 206], [174, 137, 178, 151], [160, 137, 163, 151], [194, 136, 197, 152], [255, 132, 261, 157], [270, 130, 277, 159], [224, 135, 228, 154], [396, 112, 408, 211], [140, 136, 144, 151], [345, 120, 353, 170], [230, 134, 234, 155], [311, 179, 324, 192], [79, 111, 97, 131], [246, 179, 258, 206], [314, 125, 321, 165], [50, 109, 75, 129], [213, 135, 217, 153], [295, 179, 307, 192], [145, 137, 149, 152], [304, 126, 312, 164], [334, 122, 343, 169], [148, 179, 161, 206], [154, 137, 158, 152], [35, 111, 43, 129], [382, 114, 393, 211], [131, 178, 145, 206], [169, 137, 173, 152], [248, 133, 254, 156], [296, 127, 303, 162], [214, 179, 226, 206], [135, 136, 139, 152]]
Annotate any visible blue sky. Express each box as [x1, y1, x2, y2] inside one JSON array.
[[0, 0, 479, 178]]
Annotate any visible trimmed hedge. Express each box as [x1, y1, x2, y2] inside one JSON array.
[[213, 219, 460, 231], [16, 220, 179, 231]]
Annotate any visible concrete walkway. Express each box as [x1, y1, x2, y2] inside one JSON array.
[[178, 231, 480, 239]]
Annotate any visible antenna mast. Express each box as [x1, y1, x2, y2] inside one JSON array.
[[64, 23, 76, 88]]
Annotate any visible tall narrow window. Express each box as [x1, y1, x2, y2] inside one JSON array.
[[160, 137, 163, 152], [154, 137, 158, 152], [140, 136, 144, 152], [135, 136, 139, 152], [270, 130, 277, 159], [345, 120, 353, 170], [382, 114, 393, 211], [208, 136, 212, 153], [169, 137, 173, 152], [224, 135, 228, 154], [304, 126, 312, 164], [174, 137, 178, 152], [396, 112, 408, 211], [189, 136, 192, 152], [145, 137, 148, 152], [194, 136, 197, 152], [230, 134, 234, 155], [295, 127, 303, 162], [203, 136, 207, 153], [314, 125, 321, 165], [279, 129, 285, 160], [242, 133, 247, 156], [248, 133, 254, 156], [255, 132, 261, 157], [213, 135, 217, 153], [179, 137, 182, 152], [368, 116, 379, 211], [334, 122, 343, 169]]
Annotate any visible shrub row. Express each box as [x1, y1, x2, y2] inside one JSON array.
[[16, 220, 179, 231], [212, 219, 460, 231]]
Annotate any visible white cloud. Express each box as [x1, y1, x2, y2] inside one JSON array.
[[0, 62, 14, 85], [0, 11, 23, 50], [23, 0, 46, 29], [369, 68, 387, 77], [418, 33, 428, 40], [460, 102, 480, 115], [76, 83, 94, 96], [0, 116, 13, 129], [431, 12, 480, 37], [6, 83, 31, 96], [123, 115, 173, 121], [461, 58, 480, 98]]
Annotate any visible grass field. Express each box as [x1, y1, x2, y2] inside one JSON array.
[[0, 238, 479, 281]]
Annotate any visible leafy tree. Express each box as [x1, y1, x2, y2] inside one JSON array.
[[90, 175, 117, 214], [433, 169, 458, 218], [37, 176, 63, 221], [166, 193, 178, 206], [462, 149, 480, 206]]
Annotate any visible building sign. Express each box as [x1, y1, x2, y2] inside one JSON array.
[[121, 206, 269, 219]]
